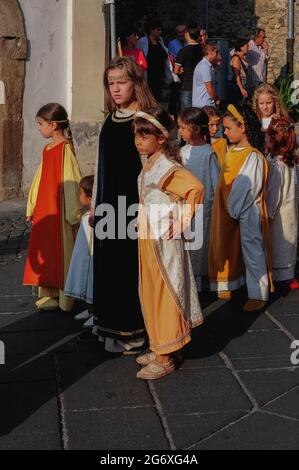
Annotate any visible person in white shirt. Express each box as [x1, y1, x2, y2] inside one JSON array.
[[192, 44, 220, 108], [246, 29, 269, 93]]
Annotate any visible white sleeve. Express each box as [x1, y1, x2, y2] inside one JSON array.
[[228, 152, 264, 220], [266, 159, 284, 219]]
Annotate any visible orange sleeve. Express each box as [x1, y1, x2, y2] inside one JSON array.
[[161, 169, 205, 227]]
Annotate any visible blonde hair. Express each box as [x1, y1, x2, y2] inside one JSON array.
[[252, 83, 289, 121], [104, 57, 157, 112]]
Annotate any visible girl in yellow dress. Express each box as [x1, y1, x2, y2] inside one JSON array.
[[209, 104, 274, 312], [134, 107, 205, 380]]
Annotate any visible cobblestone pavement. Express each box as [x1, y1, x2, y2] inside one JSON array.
[[0, 199, 299, 450], [0, 200, 29, 264]]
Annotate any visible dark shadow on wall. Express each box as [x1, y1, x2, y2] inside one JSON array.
[[115, 0, 259, 44]]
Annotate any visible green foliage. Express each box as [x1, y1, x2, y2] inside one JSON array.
[[278, 74, 299, 121]]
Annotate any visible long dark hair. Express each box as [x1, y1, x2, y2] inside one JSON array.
[[179, 107, 211, 143], [133, 107, 181, 163], [36, 103, 73, 142], [224, 103, 265, 152], [104, 57, 157, 112]]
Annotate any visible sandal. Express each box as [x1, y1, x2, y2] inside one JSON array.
[[35, 297, 59, 311], [136, 359, 175, 380], [136, 350, 156, 366], [218, 291, 232, 300], [243, 299, 267, 312]]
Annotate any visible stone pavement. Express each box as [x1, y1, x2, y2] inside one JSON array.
[[0, 199, 299, 450]]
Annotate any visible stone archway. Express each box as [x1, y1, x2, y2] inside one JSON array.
[[0, 0, 27, 200]]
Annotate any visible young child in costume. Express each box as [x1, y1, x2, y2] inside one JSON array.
[[252, 83, 289, 131], [65, 176, 94, 326], [202, 106, 228, 167], [134, 107, 205, 380], [24, 103, 81, 312], [178, 107, 220, 292], [265, 117, 298, 285], [209, 103, 274, 312]]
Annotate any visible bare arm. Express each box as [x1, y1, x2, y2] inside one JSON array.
[[205, 81, 220, 102], [174, 63, 184, 75], [231, 56, 248, 98]]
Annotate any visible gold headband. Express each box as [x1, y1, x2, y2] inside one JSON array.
[[227, 104, 244, 124], [134, 111, 170, 138]]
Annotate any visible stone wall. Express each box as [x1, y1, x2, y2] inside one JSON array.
[[117, 0, 297, 83], [206, 0, 291, 83], [0, 0, 27, 201]]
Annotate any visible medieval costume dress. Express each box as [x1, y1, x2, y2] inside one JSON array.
[[266, 155, 298, 281], [181, 143, 220, 292], [23, 141, 81, 312], [92, 109, 145, 353], [211, 137, 228, 168], [209, 146, 274, 301], [138, 153, 204, 355]]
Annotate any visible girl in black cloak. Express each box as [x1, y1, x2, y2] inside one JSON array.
[[90, 57, 157, 353]]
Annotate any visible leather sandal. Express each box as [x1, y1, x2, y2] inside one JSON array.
[[136, 351, 156, 366], [136, 359, 175, 380], [218, 291, 232, 300], [243, 299, 267, 312]]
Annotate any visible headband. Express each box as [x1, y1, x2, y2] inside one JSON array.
[[227, 104, 244, 124], [134, 111, 170, 138]]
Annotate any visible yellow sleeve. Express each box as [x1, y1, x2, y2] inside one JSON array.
[[161, 169, 205, 228], [26, 163, 42, 217], [63, 143, 82, 225]]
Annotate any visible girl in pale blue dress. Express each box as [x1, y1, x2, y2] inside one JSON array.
[[178, 107, 220, 292], [65, 176, 94, 325]]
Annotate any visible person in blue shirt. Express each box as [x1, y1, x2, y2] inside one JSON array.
[[192, 44, 220, 108], [168, 24, 187, 61]]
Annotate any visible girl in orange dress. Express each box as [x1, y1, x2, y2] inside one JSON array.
[[23, 103, 81, 312], [134, 107, 204, 380]]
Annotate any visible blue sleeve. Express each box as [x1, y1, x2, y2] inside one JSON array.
[[168, 40, 177, 60]]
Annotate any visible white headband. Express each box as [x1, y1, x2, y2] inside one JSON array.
[[134, 111, 170, 138]]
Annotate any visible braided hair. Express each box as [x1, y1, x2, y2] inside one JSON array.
[[36, 103, 73, 144]]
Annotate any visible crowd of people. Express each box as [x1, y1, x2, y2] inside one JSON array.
[[119, 21, 270, 113], [23, 17, 298, 381]]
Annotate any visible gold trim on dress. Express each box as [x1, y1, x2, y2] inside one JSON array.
[[111, 111, 136, 123]]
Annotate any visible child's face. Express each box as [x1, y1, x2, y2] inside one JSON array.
[[208, 117, 221, 138], [79, 188, 92, 208], [223, 117, 245, 144], [134, 132, 164, 156], [108, 70, 135, 108], [178, 118, 195, 143], [258, 93, 275, 118], [36, 118, 56, 139]]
